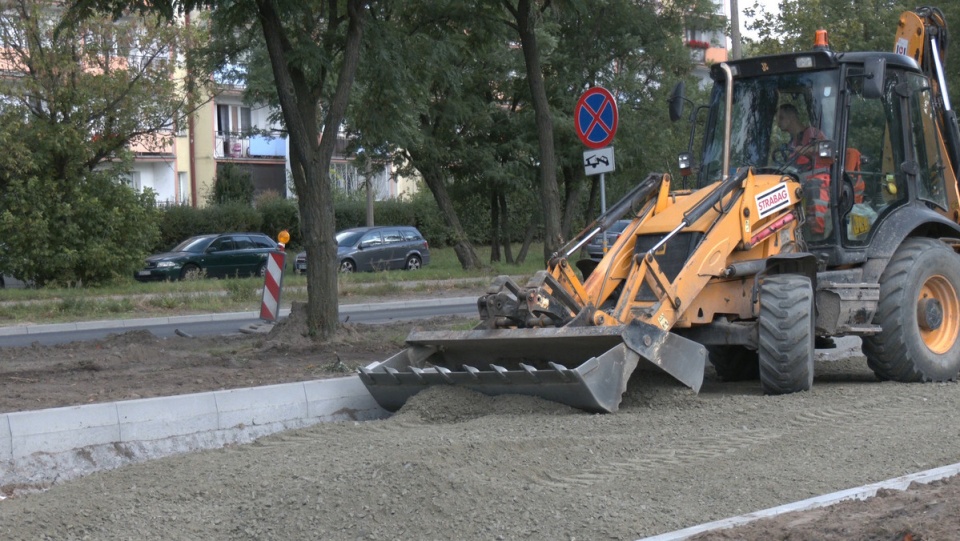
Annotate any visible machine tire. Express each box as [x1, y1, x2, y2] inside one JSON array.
[[405, 254, 422, 271], [179, 264, 202, 281], [257, 262, 267, 278], [339, 259, 356, 273], [862, 238, 960, 382], [758, 274, 814, 394], [707, 346, 759, 381]]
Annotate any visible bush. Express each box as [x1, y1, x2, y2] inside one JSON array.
[[154, 202, 263, 253], [157, 204, 206, 251], [208, 163, 255, 206], [0, 171, 161, 286], [257, 192, 301, 248], [205, 201, 263, 233]]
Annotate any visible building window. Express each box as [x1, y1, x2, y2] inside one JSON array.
[[178, 171, 188, 203], [127, 171, 142, 191]]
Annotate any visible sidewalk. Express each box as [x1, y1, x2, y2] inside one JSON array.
[[0, 296, 479, 338]]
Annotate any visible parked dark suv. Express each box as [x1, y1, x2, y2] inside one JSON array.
[[135, 232, 278, 281], [295, 226, 430, 273]]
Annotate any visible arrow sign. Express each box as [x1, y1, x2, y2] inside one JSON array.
[[575, 87, 618, 149]]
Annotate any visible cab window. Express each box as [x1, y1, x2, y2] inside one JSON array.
[[841, 67, 909, 245], [908, 73, 949, 209]]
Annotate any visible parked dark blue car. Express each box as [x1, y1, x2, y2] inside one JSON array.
[[135, 232, 278, 281]]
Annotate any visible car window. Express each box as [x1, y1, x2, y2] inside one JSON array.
[[336, 230, 365, 246], [252, 236, 275, 249], [402, 229, 422, 241], [173, 236, 214, 253], [233, 236, 255, 250], [360, 232, 383, 246], [382, 230, 403, 244], [208, 238, 235, 252]]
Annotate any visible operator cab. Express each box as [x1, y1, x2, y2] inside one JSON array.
[[676, 46, 955, 266]]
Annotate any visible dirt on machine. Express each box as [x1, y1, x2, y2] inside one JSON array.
[[361, 6, 960, 413]]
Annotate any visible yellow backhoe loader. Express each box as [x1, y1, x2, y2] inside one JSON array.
[[360, 6, 960, 413]]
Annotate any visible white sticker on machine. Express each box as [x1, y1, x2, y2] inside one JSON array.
[[895, 37, 909, 56], [755, 183, 792, 219]]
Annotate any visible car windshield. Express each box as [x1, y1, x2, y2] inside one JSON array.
[[336, 230, 365, 247], [698, 68, 839, 186], [172, 236, 214, 253]]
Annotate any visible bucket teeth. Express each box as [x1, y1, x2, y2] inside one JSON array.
[[436, 366, 453, 383], [519, 363, 540, 382], [464, 365, 481, 380], [384, 366, 401, 384], [359, 325, 666, 413], [548, 362, 573, 382], [409, 366, 426, 383]]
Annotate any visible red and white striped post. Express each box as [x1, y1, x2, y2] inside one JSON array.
[[260, 230, 289, 322]]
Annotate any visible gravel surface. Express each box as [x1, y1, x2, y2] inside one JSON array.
[[4, 343, 960, 540]]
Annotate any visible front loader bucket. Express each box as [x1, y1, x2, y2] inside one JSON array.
[[358, 321, 707, 413]]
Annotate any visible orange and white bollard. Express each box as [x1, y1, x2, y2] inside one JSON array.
[[259, 230, 290, 322]]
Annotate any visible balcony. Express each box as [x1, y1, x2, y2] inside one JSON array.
[[129, 131, 174, 157], [215, 132, 287, 160]]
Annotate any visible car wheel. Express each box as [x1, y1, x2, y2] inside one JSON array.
[[179, 264, 202, 281], [339, 259, 356, 273], [405, 255, 422, 271]]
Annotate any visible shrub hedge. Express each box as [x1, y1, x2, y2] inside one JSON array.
[[155, 189, 539, 253]]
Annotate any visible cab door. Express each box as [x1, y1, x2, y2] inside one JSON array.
[[840, 66, 911, 246]]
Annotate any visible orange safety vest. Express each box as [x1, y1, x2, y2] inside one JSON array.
[[791, 126, 833, 236], [791, 126, 829, 171], [845, 147, 866, 204]]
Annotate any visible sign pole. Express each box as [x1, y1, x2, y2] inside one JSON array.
[[575, 86, 618, 257], [600, 172, 607, 215], [600, 173, 607, 253], [600, 172, 608, 253]]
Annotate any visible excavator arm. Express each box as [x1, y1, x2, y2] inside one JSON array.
[[895, 6, 960, 179]]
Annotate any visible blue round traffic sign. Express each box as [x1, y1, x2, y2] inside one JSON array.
[[575, 87, 618, 149]]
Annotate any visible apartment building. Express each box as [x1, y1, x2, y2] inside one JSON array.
[[149, 73, 412, 207], [685, 1, 729, 86]]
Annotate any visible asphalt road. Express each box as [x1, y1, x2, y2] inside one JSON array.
[[0, 296, 478, 347]]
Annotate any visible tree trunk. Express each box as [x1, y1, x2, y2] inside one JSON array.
[[585, 175, 599, 221], [498, 191, 514, 264], [489, 188, 501, 263], [560, 164, 586, 240], [255, 0, 367, 340], [512, 0, 562, 263], [365, 175, 374, 226], [516, 215, 538, 265], [410, 154, 484, 270]]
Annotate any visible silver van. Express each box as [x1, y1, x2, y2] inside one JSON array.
[[295, 226, 430, 273]]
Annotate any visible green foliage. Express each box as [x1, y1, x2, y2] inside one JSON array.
[[0, 168, 161, 287], [208, 163, 255, 206], [744, 0, 914, 56], [204, 202, 263, 234], [743, 2, 960, 131], [153, 202, 262, 252], [0, 1, 200, 287], [256, 191, 301, 249], [157, 204, 206, 251]]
